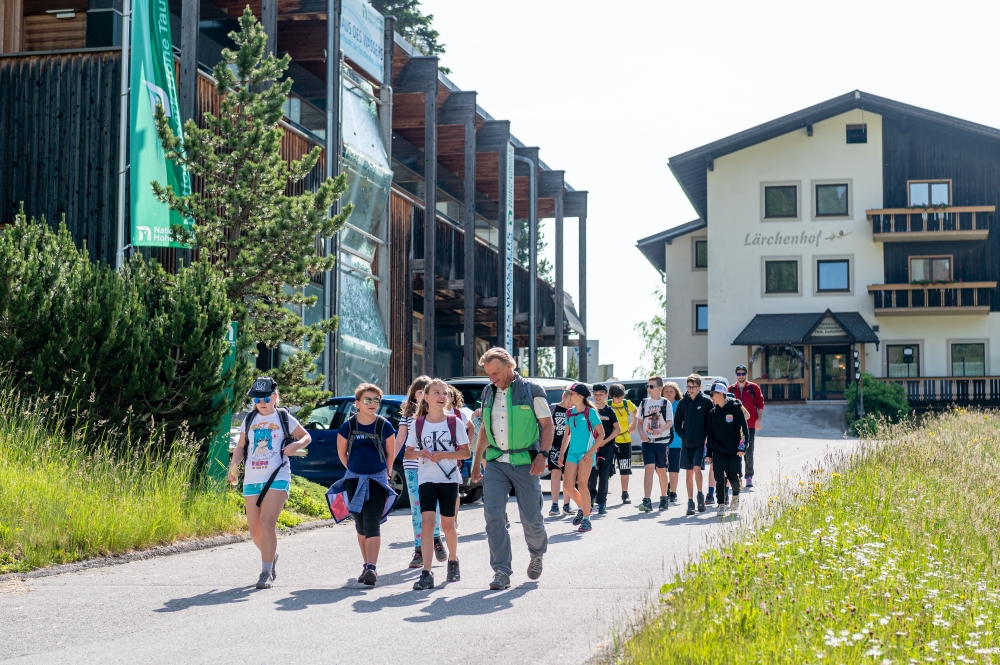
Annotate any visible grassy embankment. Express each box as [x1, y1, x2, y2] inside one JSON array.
[[0, 393, 331, 573], [622, 409, 1000, 664]]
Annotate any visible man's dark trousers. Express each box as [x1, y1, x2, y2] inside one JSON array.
[[742, 428, 756, 478]]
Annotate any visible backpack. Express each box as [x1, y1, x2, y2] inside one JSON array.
[[242, 407, 293, 507], [639, 398, 674, 442], [414, 414, 459, 479], [569, 406, 599, 442], [346, 414, 389, 463]]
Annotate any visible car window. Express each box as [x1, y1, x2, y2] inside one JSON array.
[[329, 401, 354, 431], [460, 390, 479, 409], [544, 389, 564, 404], [378, 401, 402, 428], [303, 404, 339, 430]]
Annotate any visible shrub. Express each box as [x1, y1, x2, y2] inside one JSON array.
[[844, 372, 909, 435], [286, 476, 329, 518]]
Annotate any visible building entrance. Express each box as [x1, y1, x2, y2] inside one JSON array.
[[812, 345, 850, 400]]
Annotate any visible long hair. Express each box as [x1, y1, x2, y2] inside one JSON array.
[[416, 378, 449, 418], [662, 381, 682, 402], [448, 385, 465, 410], [401, 375, 432, 417]]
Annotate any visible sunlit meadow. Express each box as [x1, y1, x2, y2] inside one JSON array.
[[622, 409, 1000, 664]]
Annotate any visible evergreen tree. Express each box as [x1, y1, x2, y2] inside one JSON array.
[[633, 289, 667, 378], [370, 0, 449, 73], [152, 9, 351, 411], [566, 349, 579, 380]]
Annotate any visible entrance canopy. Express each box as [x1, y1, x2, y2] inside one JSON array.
[[732, 309, 879, 347]]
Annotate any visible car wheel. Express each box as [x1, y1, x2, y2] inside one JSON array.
[[390, 462, 409, 509], [460, 486, 483, 504]]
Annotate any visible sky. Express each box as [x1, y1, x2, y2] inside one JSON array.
[[419, 0, 1000, 378]]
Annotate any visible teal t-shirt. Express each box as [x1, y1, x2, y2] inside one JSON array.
[[670, 400, 682, 449], [566, 407, 603, 455]]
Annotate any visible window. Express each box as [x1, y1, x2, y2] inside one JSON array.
[[412, 312, 424, 377], [765, 260, 799, 294], [694, 303, 708, 333], [846, 123, 867, 143], [693, 367, 708, 375], [816, 183, 849, 216], [694, 239, 707, 269], [952, 343, 985, 377], [817, 259, 850, 292], [908, 180, 951, 207], [887, 345, 919, 378], [764, 185, 798, 219], [766, 346, 805, 380], [909, 256, 951, 282]]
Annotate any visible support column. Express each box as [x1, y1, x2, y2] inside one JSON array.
[[497, 141, 512, 352], [476, 120, 512, 352], [262, 0, 277, 56], [422, 59, 439, 376], [1, 0, 24, 53], [515, 147, 539, 376], [179, 0, 198, 124], [554, 192, 564, 376], [376, 15, 394, 353], [324, 0, 342, 392]]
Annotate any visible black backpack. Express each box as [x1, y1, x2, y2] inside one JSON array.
[[346, 414, 389, 463], [639, 398, 674, 442], [242, 407, 293, 507]]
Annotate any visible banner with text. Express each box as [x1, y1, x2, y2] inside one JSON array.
[[504, 142, 515, 350], [341, 0, 385, 83]]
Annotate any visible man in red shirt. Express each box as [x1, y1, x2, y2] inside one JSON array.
[[728, 364, 764, 488]]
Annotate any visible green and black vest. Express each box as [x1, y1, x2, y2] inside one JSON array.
[[481, 376, 544, 467]]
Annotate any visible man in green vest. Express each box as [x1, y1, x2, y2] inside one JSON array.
[[470, 347, 554, 590]]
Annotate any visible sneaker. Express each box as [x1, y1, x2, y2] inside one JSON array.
[[447, 560, 461, 582], [255, 571, 273, 589], [361, 564, 378, 586], [357, 566, 367, 583], [697, 492, 706, 513], [705, 491, 716, 505], [562, 504, 573, 516], [745, 476, 754, 489], [638, 498, 653, 513], [577, 518, 593, 533], [669, 492, 679, 505], [412, 569, 434, 590], [572, 509, 585, 526], [717, 503, 727, 516], [433, 537, 447, 562], [731, 494, 740, 511], [658, 496, 668, 511], [548, 502, 560, 516], [527, 555, 543, 580], [621, 491, 631, 504], [270, 554, 278, 582], [489, 571, 511, 590], [686, 499, 696, 516], [598, 503, 608, 515], [408, 548, 423, 569]]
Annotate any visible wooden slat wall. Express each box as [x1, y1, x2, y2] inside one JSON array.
[[23, 13, 86, 51], [388, 189, 413, 393]]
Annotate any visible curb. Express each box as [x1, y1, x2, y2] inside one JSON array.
[[0, 518, 339, 583]]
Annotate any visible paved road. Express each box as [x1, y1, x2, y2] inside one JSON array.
[[0, 405, 853, 665]]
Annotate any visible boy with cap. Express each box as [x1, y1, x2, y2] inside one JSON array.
[[728, 364, 764, 488], [705, 380, 749, 515], [635, 376, 673, 512], [588, 384, 621, 515]]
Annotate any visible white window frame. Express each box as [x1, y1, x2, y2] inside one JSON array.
[[811, 178, 853, 221], [760, 181, 802, 222]]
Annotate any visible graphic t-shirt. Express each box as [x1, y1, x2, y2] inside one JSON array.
[[550, 405, 568, 449], [596, 405, 617, 447], [406, 416, 471, 484], [242, 409, 302, 495], [637, 398, 673, 442], [338, 417, 397, 475], [610, 399, 637, 444], [566, 407, 603, 456]]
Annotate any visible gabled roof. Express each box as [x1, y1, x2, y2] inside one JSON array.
[[635, 219, 705, 273], [668, 90, 1000, 221], [732, 310, 879, 346]]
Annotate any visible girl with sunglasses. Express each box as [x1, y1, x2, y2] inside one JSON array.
[[228, 377, 311, 589]]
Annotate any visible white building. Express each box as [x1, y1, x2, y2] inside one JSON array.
[[639, 91, 1000, 405]]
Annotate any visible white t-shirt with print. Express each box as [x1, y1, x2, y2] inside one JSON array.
[[242, 410, 301, 489], [406, 416, 471, 484], [637, 398, 673, 442], [489, 384, 551, 464]]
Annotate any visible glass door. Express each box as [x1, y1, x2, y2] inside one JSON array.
[[812, 346, 850, 399]]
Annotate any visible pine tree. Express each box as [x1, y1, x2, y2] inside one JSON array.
[[566, 350, 579, 381], [369, 0, 449, 73], [152, 9, 351, 411]]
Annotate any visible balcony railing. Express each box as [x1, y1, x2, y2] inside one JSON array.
[[874, 376, 1000, 405], [867, 206, 993, 241], [755, 379, 806, 402], [867, 282, 996, 315]]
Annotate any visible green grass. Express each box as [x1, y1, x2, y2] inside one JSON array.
[[621, 409, 1000, 664]]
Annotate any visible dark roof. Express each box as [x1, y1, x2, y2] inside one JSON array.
[[668, 90, 1000, 221], [636, 219, 705, 273], [732, 310, 879, 346]]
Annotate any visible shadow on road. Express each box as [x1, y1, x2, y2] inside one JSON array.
[[273, 587, 369, 611], [155, 586, 255, 612], [400, 583, 537, 622]]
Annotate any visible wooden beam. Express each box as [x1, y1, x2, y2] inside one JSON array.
[[179, 0, 199, 124], [422, 56, 439, 376], [554, 191, 564, 376], [262, 0, 278, 56], [459, 92, 478, 374]]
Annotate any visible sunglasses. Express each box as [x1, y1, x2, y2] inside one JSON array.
[[253, 397, 272, 404], [647, 384, 659, 390], [736, 372, 747, 377], [361, 396, 382, 405]]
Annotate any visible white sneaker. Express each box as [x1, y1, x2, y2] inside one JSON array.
[[731, 495, 740, 511], [717, 504, 727, 515]]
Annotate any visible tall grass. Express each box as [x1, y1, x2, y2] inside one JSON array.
[[622, 409, 1000, 663], [0, 391, 245, 573]]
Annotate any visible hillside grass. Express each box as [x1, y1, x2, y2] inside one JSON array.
[[621, 409, 1000, 664]]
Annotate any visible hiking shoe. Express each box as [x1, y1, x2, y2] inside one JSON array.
[[548, 503, 560, 516], [434, 537, 447, 562], [717, 503, 727, 516], [255, 571, 273, 589], [408, 548, 423, 569], [686, 499, 696, 516], [598, 503, 608, 515], [489, 571, 511, 590], [731, 494, 740, 511], [447, 560, 461, 582], [270, 554, 278, 582], [745, 476, 754, 489], [670, 492, 679, 505], [572, 509, 585, 526], [527, 555, 543, 580], [357, 565, 367, 583], [578, 518, 593, 533], [705, 491, 715, 505], [413, 570, 434, 590], [658, 496, 668, 511], [638, 498, 653, 513], [622, 491, 631, 504], [697, 492, 706, 513], [562, 504, 573, 516], [361, 565, 378, 586]]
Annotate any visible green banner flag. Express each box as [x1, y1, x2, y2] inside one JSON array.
[[207, 321, 239, 484], [129, 0, 191, 247]]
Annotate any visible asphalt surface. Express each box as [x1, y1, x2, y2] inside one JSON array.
[[0, 404, 854, 665]]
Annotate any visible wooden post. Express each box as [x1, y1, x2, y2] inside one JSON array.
[[262, 0, 277, 56], [497, 139, 510, 352], [554, 192, 564, 376], [578, 202, 588, 382], [803, 344, 811, 400], [0, 0, 24, 53], [747, 346, 752, 380], [423, 58, 439, 376], [179, 0, 198, 125]]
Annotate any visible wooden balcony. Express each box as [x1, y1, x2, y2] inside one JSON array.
[[874, 376, 1000, 406], [867, 206, 992, 242], [867, 282, 996, 316]]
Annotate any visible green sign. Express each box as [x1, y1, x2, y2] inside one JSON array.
[[206, 321, 238, 483], [129, 0, 191, 247]]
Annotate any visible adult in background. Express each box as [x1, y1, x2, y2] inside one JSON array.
[[728, 364, 764, 488], [674, 373, 713, 516], [470, 348, 554, 590]]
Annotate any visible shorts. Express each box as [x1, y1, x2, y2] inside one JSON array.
[[242, 479, 290, 498], [566, 450, 596, 467], [418, 482, 459, 518], [547, 444, 563, 472], [680, 445, 706, 470], [615, 443, 632, 475], [641, 441, 669, 469], [667, 447, 681, 473]]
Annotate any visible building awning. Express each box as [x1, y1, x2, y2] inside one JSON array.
[[732, 309, 879, 347]]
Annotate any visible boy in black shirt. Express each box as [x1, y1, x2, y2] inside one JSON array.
[[548, 391, 572, 516], [588, 384, 621, 515], [705, 380, 748, 516]]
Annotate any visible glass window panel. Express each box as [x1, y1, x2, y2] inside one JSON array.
[[695, 304, 708, 332], [695, 240, 708, 268], [765, 261, 798, 293], [952, 343, 985, 377], [930, 182, 950, 206], [817, 260, 849, 291], [909, 182, 929, 206], [816, 184, 849, 216], [303, 404, 338, 430], [887, 345, 919, 378], [931, 258, 950, 281], [764, 186, 797, 218], [766, 346, 805, 379], [910, 257, 950, 282]]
